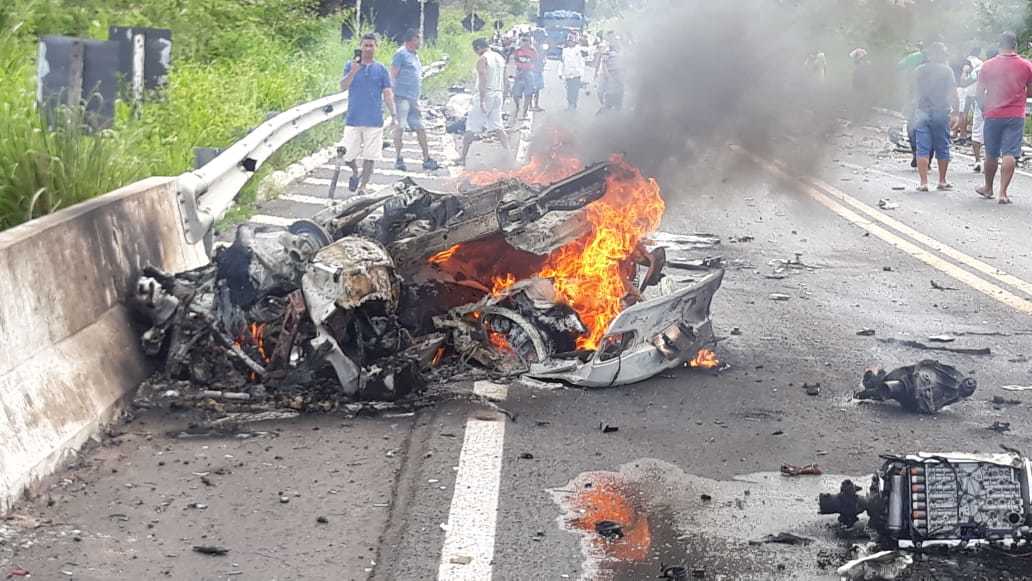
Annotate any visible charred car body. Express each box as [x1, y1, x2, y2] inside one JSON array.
[[132, 160, 724, 407]]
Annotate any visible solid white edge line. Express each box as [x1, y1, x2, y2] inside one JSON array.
[[437, 380, 509, 580]]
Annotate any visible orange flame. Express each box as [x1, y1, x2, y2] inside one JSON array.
[[488, 330, 512, 352], [428, 244, 461, 265], [569, 475, 652, 562], [466, 155, 584, 188], [432, 346, 445, 367], [249, 323, 270, 362], [689, 348, 719, 369], [490, 273, 517, 297], [538, 155, 665, 350]]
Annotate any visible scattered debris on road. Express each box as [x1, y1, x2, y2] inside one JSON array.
[[751, 532, 814, 546], [930, 280, 958, 291], [876, 198, 899, 210], [855, 360, 977, 413], [988, 421, 1011, 433], [781, 463, 822, 477], [192, 545, 229, 556], [876, 337, 991, 356], [1003, 385, 1032, 392], [836, 547, 912, 580], [595, 520, 624, 540]]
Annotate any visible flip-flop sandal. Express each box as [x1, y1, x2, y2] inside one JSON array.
[[999, 198, 1013, 205], [936, 183, 954, 191], [976, 189, 995, 199], [916, 185, 929, 192]]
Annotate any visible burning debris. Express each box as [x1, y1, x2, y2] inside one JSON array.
[[131, 152, 723, 413]]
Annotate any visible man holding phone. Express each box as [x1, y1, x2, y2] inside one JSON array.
[[340, 33, 397, 195]]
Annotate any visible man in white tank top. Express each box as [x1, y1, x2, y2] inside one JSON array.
[[460, 38, 511, 166]]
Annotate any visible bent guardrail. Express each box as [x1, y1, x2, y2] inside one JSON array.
[[176, 92, 350, 245], [176, 57, 449, 249]]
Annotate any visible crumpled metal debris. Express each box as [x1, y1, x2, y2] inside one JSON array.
[[855, 359, 977, 414], [837, 547, 912, 580], [132, 160, 725, 414]]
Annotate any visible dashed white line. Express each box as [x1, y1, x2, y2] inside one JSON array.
[[437, 380, 509, 581]]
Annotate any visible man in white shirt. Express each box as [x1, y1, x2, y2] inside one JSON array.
[[561, 33, 586, 111], [460, 38, 511, 166]]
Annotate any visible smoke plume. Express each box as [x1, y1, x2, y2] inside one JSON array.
[[542, 0, 1030, 188]]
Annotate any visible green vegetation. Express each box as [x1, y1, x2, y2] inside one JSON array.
[[0, 0, 516, 231]]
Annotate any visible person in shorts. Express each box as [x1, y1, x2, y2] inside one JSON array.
[[460, 38, 511, 166], [340, 33, 397, 195], [390, 29, 439, 172], [597, 32, 624, 112], [912, 42, 957, 191], [530, 39, 547, 112], [976, 32, 1032, 204], [510, 34, 538, 120]]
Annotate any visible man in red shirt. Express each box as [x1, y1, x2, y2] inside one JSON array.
[[509, 34, 538, 121], [976, 31, 1032, 204]]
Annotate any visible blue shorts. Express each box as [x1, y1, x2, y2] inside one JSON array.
[[396, 97, 424, 131], [914, 110, 951, 162], [983, 116, 1025, 159], [532, 69, 545, 91], [512, 73, 536, 98]]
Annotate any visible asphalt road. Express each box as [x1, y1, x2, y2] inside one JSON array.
[[4, 63, 1032, 581]]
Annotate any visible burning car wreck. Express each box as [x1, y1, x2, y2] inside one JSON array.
[[131, 155, 724, 409]]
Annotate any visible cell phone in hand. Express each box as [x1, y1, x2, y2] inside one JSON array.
[[354, 49, 362, 60]]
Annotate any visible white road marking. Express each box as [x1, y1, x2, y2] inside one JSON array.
[[280, 194, 335, 206], [307, 166, 451, 183], [248, 214, 296, 227], [437, 380, 509, 580], [738, 147, 1032, 315]]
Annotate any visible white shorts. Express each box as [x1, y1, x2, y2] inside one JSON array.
[[972, 107, 984, 144], [342, 126, 384, 163], [466, 93, 504, 134]]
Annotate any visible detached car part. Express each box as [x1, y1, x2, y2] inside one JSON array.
[[819, 452, 1032, 546], [526, 270, 724, 387], [856, 360, 977, 414]]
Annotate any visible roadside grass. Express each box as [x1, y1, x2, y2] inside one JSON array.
[[0, 2, 515, 231]]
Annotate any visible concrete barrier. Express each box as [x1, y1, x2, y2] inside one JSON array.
[[0, 177, 208, 511]]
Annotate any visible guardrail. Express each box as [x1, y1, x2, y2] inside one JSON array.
[[176, 57, 448, 248], [176, 92, 350, 245]]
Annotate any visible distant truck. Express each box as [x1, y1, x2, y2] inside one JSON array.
[[538, 0, 587, 59]]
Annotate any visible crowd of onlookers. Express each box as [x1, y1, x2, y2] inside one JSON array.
[[490, 28, 626, 118], [331, 24, 630, 188], [892, 32, 1032, 204]]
